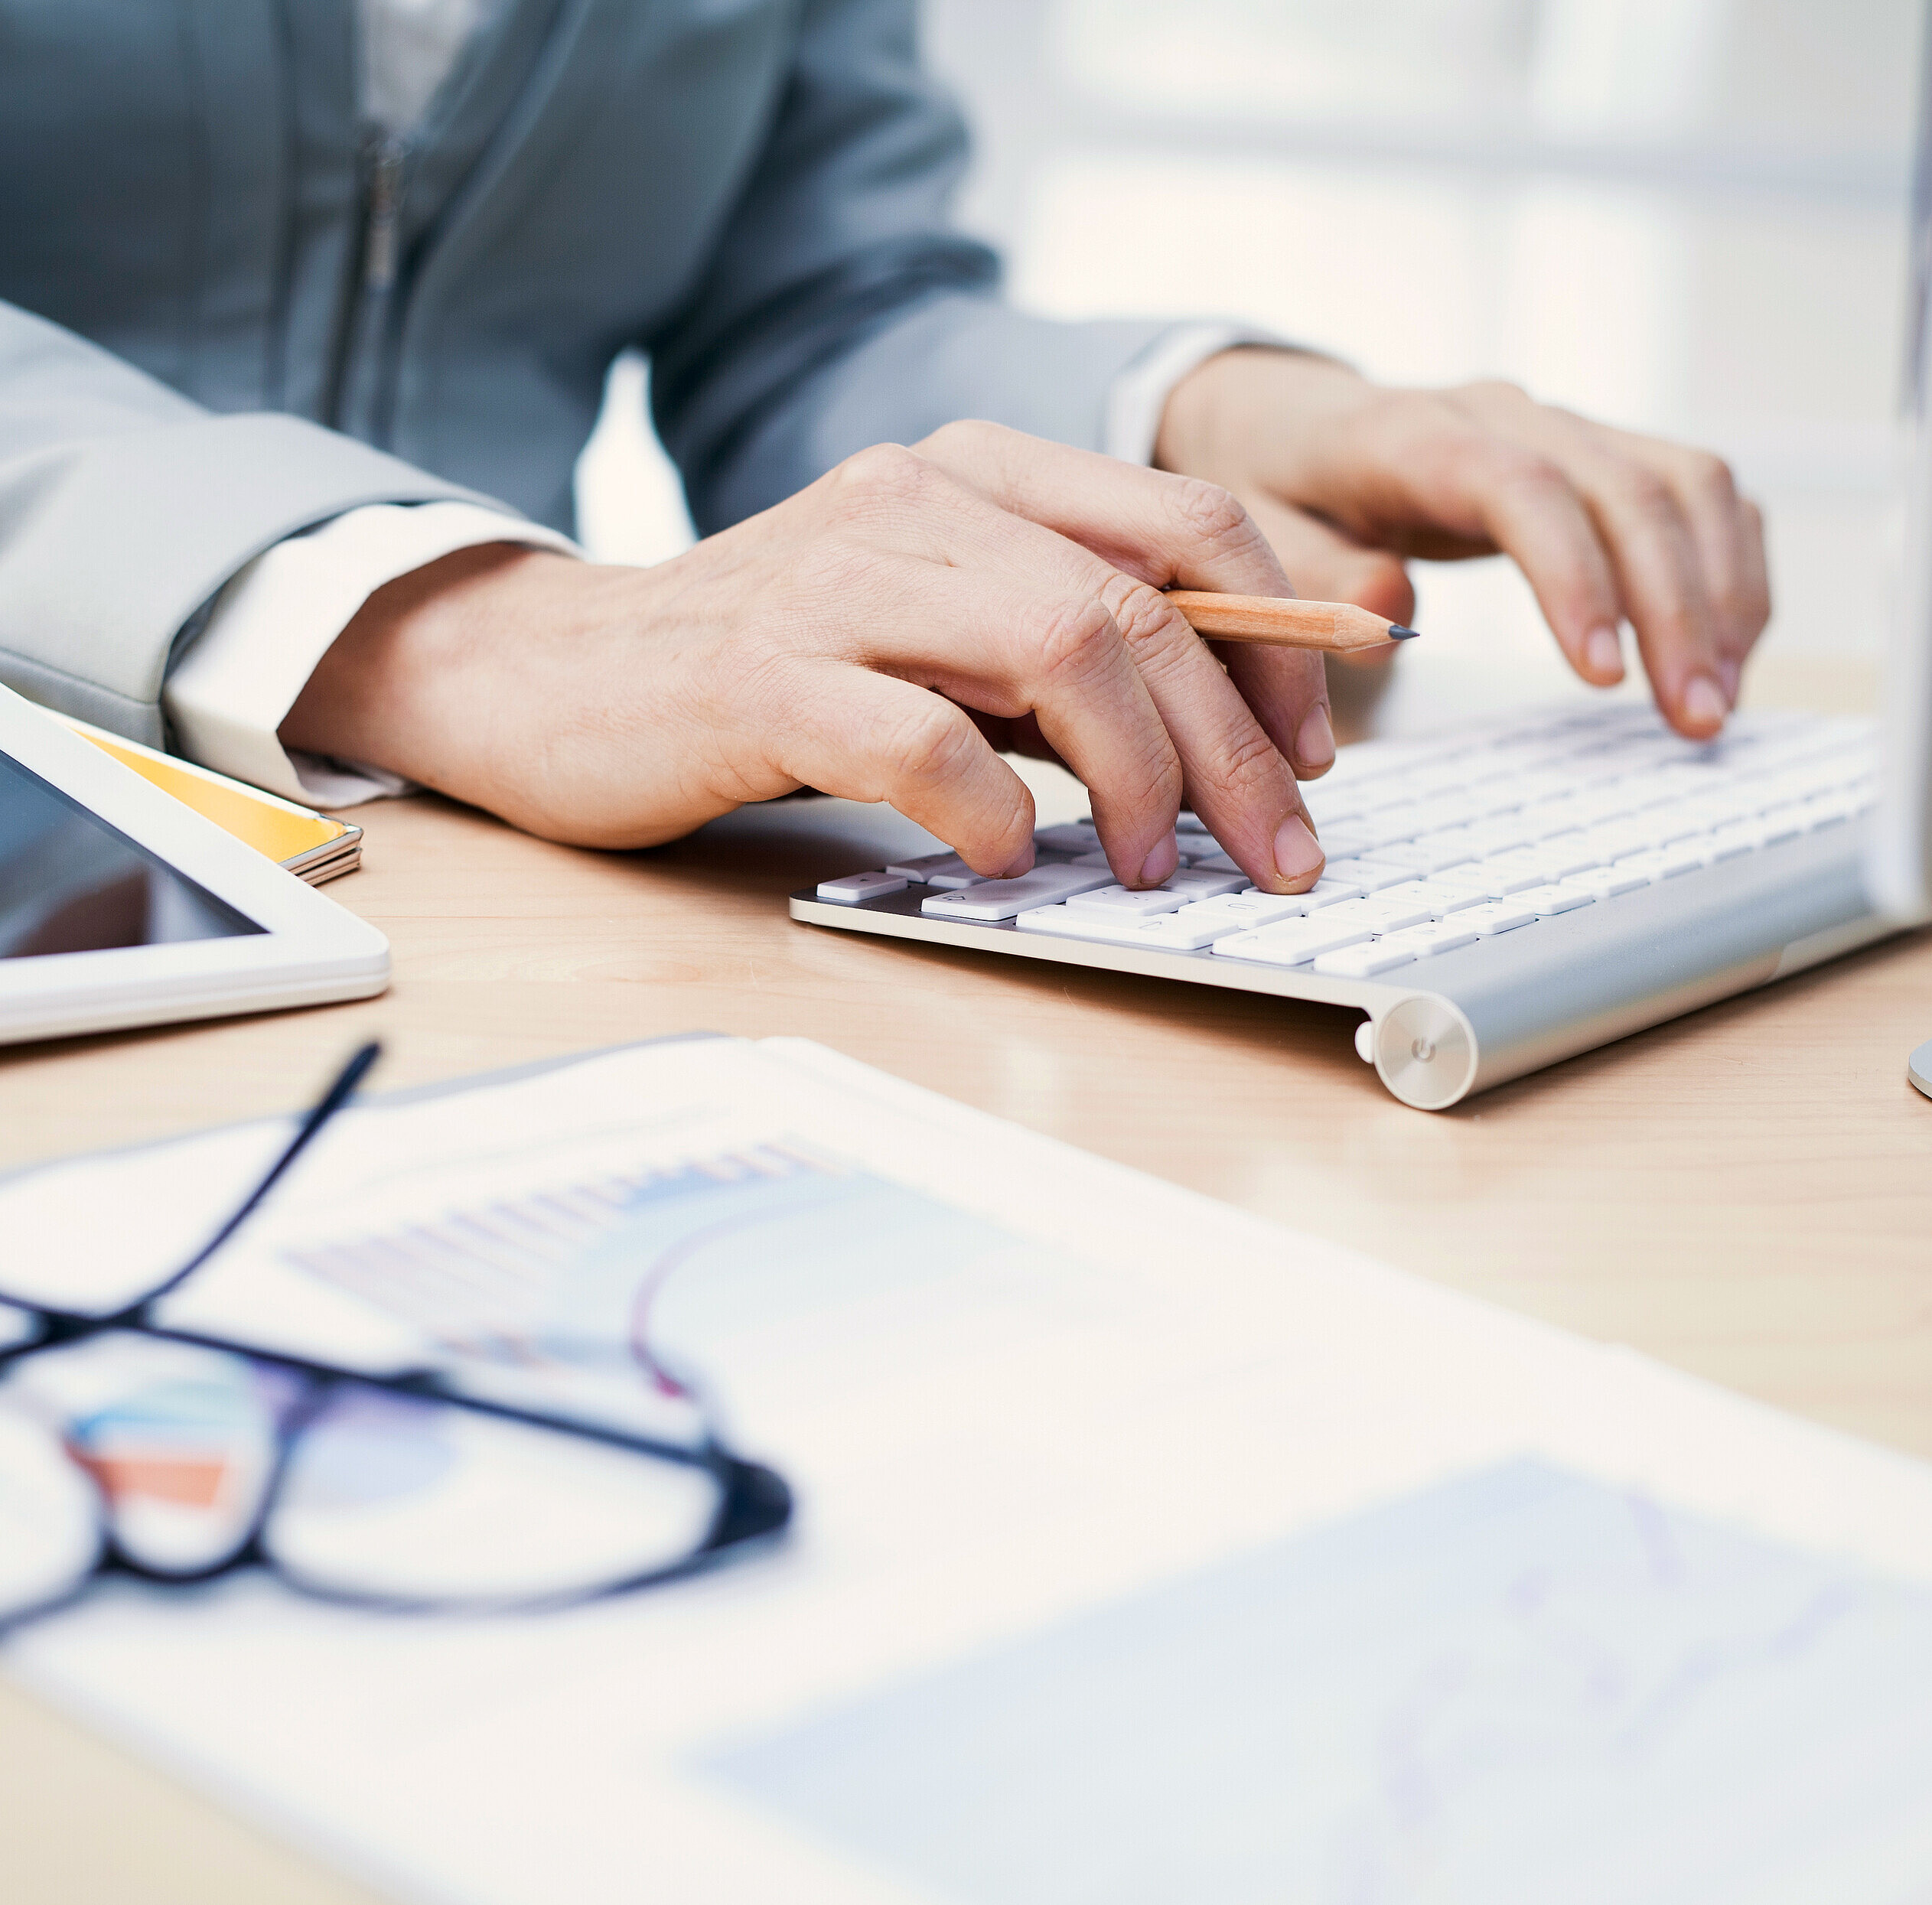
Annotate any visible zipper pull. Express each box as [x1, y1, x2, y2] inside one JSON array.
[[363, 135, 408, 291]]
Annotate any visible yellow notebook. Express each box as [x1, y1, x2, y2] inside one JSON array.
[[54, 714, 362, 884]]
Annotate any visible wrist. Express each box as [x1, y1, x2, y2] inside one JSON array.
[[1153, 346, 1361, 483], [280, 542, 573, 799]]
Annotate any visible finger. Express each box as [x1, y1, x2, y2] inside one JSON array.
[[1430, 438, 1634, 692], [910, 425, 1324, 887], [813, 448, 1185, 878], [1437, 392, 1732, 731], [1281, 398, 1635, 693], [768, 663, 1038, 878], [1097, 572, 1324, 891], [867, 471, 1320, 891], [917, 419, 1290, 593], [1564, 446, 1729, 736], [1601, 432, 1772, 705], [1229, 493, 1417, 762], [1238, 490, 1417, 625], [840, 555, 1186, 885]]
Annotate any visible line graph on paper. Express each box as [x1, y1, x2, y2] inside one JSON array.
[[705, 1459, 1932, 1905]]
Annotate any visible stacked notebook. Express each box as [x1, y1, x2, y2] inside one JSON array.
[[53, 714, 361, 884]]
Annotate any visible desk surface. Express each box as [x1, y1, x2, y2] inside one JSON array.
[[4, 698, 1931, 1903]]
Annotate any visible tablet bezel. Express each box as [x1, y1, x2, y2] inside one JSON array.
[[0, 686, 389, 1042]]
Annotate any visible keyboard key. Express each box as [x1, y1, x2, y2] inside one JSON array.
[[1613, 845, 1704, 884], [1559, 865, 1652, 900], [1434, 860, 1544, 897], [1065, 883, 1189, 916], [1160, 867, 1253, 898], [1211, 915, 1376, 966], [1310, 826, 1374, 858], [1321, 857, 1419, 893], [1312, 939, 1419, 978], [1517, 796, 1591, 841], [1015, 905, 1226, 950], [1175, 810, 1213, 835], [1531, 837, 1603, 880], [1457, 900, 1538, 934], [885, 850, 976, 887], [1457, 816, 1535, 856], [1302, 877, 1368, 907], [1374, 879, 1488, 917], [1186, 850, 1243, 874], [1579, 820, 1659, 859], [1514, 883, 1594, 916], [1358, 802, 1432, 845], [1377, 919, 1480, 957], [1034, 822, 1101, 855], [1696, 823, 1760, 863], [1363, 830, 1478, 874], [816, 871, 909, 904], [922, 865, 1113, 920], [1175, 891, 1309, 927], [1317, 896, 1435, 933]]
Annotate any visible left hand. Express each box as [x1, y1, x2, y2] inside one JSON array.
[[1155, 347, 1771, 744]]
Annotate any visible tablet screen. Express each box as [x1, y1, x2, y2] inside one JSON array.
[[0, 751, 264, 958]]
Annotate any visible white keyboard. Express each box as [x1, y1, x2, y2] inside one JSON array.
[[793, 704, 1891, 1109]]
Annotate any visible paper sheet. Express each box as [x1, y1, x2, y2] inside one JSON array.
[[3, 1035, 1930, 1905]]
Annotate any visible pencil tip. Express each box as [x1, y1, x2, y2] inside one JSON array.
[[1388, 624, 1420, 640]]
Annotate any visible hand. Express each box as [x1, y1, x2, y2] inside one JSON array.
[[282, 423, 1334, 891], [1155, 349, 1771, 741]]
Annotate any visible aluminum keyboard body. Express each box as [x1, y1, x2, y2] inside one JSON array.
[[790, 705, 1895, 1109]]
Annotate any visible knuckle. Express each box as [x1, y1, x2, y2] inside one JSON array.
[[1487, 444, 1566, 495], [1103, 575, 1190, 653], [1214, 717, 1288, 799], [1605, 461, 1676, 522], [827, 441, 933, 514], [1168, 475, 1259, 555], [920, 417, 1006, 462], [1683, 449, 1738, 504], [888, 698, 977, 789], [1123, 738, 1184, 821], [1461, 377, 1532, 412], [1033, 594, 1122, 687]]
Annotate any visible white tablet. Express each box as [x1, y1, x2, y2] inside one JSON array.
[[0, 685, 388, 1044]]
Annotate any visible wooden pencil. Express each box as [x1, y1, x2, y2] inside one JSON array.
[[1164, 591, 1419, 652]]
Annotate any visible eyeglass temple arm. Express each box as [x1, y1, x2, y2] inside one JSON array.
[[105, 1040, 383, 1323]]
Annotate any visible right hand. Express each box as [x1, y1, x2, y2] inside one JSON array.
[[281, 422, 1334, 894]]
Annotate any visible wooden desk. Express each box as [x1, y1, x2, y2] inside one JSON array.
[[5, 739, 1932, 1903]]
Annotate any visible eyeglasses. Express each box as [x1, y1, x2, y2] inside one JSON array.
[[0, 1043, 792, 1627]]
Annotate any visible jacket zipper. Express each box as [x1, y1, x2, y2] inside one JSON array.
[[324, 134, 409, 429], [363, 135, 408, 291]]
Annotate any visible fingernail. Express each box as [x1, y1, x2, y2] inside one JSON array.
[[1718, 657, 1741, 705], [1585, 624, 1624, 680], [1682, 674, 1727, 731], [1139, 833, 1179, 887], [1272, 814, 1325, 888], [1294, 702, 1336, 775]]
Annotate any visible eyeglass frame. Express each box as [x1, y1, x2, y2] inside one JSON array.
[[0, 1040, 793, 1627]]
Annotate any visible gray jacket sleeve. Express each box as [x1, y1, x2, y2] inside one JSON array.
[[0, 303, 497, 745], [649, 0, 1180, 536]]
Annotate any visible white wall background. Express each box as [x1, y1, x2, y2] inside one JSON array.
[[575, 0, 1924, 725]]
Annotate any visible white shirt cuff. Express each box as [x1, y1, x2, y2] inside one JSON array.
[[1103, 324, 1291, 468], [163, 501, 579, 807]]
